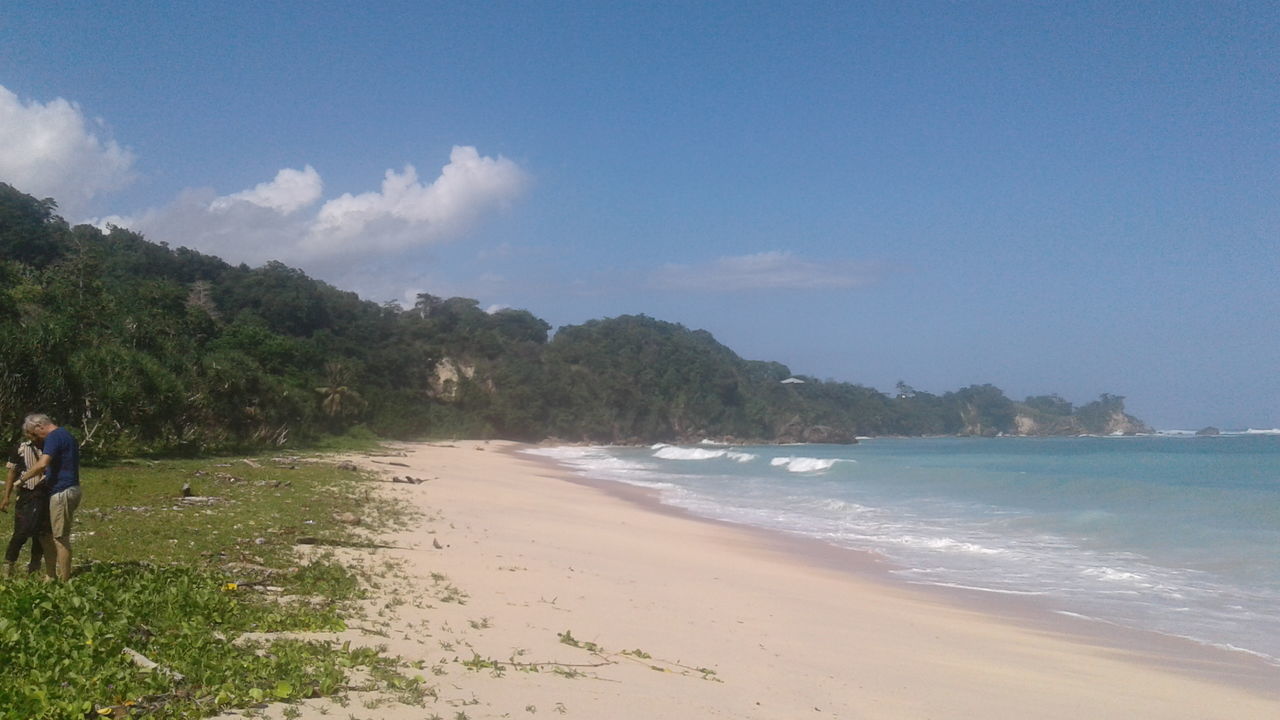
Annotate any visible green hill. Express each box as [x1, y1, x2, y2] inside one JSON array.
[[0, 182, 1148, 455]]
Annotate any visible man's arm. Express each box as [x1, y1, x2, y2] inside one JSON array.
[[19, 453, 50, 487], [1, 465, 17, 512]]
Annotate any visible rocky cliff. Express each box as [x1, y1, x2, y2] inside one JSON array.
[[1011, 410, 1151, 436]]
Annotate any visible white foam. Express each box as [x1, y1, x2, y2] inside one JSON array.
[[652, 446, 757, 462], [1055, 610, 1109, 622], [654, 446, 722, 460], [521, 446, 652, 474], [816, 498, 875, 514], [907, 581, 1047, 596], [892, 535, 1007, 555], [769, 456, 842, 473], [1083, 567, 1149, 584], [523, 446, 606, 461]]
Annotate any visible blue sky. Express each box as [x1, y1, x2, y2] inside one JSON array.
[[1, 2, 1276, 429]]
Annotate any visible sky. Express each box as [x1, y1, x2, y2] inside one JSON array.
[[1, 1, 1277, 430]]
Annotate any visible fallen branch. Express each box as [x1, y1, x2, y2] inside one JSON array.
[[294, 536, 403, 550], [123, 646, 186, 682]]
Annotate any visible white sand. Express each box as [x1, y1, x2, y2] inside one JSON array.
[[225, 440, 1280, 719]]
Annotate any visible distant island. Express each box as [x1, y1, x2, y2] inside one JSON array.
[[0, 182, 1148, 456]]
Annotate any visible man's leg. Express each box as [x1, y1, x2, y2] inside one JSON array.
[[27, 535, 43, 574], [47, 486, 80, 582], [39, 533, 55, 578], [5, 526, 25, 578], [53, 536, 71, 581]]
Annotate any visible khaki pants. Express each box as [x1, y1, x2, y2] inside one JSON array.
[[49, 485, 82, 540]]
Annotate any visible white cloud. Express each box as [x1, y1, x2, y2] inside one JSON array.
[[304, 146, 526, 257], [0, 85, 135, 214], [102, 146, 526, 269], [653, 251, 882, 292], [210, 165, 322, 214]]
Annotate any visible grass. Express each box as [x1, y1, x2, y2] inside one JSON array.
[[0, 450, 427, 719], [77, 453, 410, 568]]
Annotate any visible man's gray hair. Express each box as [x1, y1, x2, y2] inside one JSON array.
[[22, 413, 53, 433]]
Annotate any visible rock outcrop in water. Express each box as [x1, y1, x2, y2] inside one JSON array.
[[773, 418, 859, 445], [1010, 404, 1151, 436]]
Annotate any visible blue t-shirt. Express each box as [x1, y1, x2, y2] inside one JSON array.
[[42, 427, 80, 494]]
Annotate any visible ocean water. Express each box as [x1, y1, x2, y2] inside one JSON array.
[[525, 434, 1280, 664]]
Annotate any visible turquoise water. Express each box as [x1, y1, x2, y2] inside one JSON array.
[[528, 435, 1280, 663]]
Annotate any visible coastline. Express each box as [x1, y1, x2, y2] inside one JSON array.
[[248, 439, 1280, 719], [517, 443, 1280, 693]]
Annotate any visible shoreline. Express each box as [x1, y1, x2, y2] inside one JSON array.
[[515, 443, 1280, 695], [258, 439, 1280, 719]]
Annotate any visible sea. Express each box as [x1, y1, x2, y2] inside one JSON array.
[[525, 432, 1280, 665]]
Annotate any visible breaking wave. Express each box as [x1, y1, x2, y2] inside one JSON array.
[[769, 456, 846, 473], [652, 446, 757, 463]]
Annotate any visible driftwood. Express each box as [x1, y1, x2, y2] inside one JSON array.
[[179, 496, 220, 505], [294, 536, 401, 549], [370, 460, 410, 467], [333, 512, 362, 525], [123, 646, 185, 682]]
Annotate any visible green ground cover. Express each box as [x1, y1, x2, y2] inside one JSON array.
[[0, 450, 426, 719]]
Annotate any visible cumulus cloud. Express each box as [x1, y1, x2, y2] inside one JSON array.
[[210, 165, 322, 214], [102, 146, 527, 269], [304, 146, 526, 256], [0, 85, 135, 214], [653, 251, 882, 292]]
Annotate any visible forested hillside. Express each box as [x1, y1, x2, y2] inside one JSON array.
[[0, 183, 1148, 456]]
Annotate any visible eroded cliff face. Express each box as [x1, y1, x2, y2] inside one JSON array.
[[958, 402, 1000, 436], [428, 357, 477, 403], [1099, 410, 1151, 435], [1015, 414, 1040, 435]]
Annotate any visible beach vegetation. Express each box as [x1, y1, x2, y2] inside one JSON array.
[[556, 629, 600, 653], [0, 453, 427, 719]]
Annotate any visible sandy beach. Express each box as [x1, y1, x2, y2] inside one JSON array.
[[227, 440, 1280, 719]]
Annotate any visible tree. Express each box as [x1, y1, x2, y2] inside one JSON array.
[[0, 180, 1152, 453], [951, 384, 1016, 436], [315, 362, 366, 424], [0, 183, 69, 267], [1023, 394, 1073, 416]]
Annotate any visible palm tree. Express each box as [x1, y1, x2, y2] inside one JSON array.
[[315, 362, 366, 421]]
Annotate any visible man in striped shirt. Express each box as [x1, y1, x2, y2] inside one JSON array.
[[1, 432, 49, 577]]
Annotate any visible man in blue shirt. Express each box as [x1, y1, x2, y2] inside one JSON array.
[[19, 413, 81, 581]]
